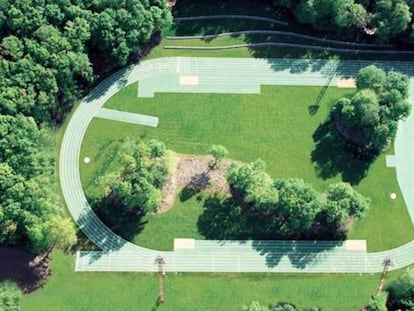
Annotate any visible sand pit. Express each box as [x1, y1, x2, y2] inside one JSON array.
[[174, 239, 195, 250], [179, 75, 199, 85], [337, 78, 356, 88], [344, 240, 367, 251]]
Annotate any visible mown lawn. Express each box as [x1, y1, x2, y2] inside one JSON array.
[[80, 84, 414, 252], [134, 197, 204, 251], [21, 250, 398, 311]]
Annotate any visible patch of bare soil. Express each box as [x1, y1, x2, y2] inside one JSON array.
[[0, 247, 50, 293], [158, 154, 231, 213]]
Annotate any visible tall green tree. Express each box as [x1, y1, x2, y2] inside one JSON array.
[[88, 0, 172, 66], [387, 268, 414, 310], [372, 0, 412, 42], [0, 282, 21, 311], [105, 139, 169, 214], [323, 182, 370, 227], [0, 115, 53, 178], [227, 160, 279, 211], [0, 164, 75, 252], [356, 65, 387, 92], [334, 65, 411, 151], [208, 144, 228, 169], [274, 178, 322, 235]]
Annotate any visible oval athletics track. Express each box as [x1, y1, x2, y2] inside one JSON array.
[[59, 57, 414, 273]]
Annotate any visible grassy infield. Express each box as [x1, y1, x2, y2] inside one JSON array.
[[22, 7, 414, 311]]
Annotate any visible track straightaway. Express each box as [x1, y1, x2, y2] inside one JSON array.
[[60, 57, 414, 272]]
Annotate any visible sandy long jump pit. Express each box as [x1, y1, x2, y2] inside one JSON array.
[[344, 240, 367, 252], [179, 75, 199, 85], [174, 238, 195, 250], [337, 78, 356, 88]]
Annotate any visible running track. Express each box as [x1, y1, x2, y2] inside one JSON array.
[[59, 57, 414, 273]]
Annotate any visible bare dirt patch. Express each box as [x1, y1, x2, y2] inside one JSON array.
[[0, 247, 50, 293], [158, 154, 231, 213]]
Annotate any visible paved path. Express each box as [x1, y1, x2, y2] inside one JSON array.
[[167, 30, 393, 48], [60, 57, 414, 272], [164, 43, 413, 55], [95, 108, 158, 127]]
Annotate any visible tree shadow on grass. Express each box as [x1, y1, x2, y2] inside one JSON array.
[[197, 195, 251, 240], [74, 197, 147, 264], [197, 195, 343, 269], [311, 116, 378, 185], [91, 197, 147, 242], [251, 240, 342, 269], [0, 247, 50, 293], [179, 172, 211, 202]]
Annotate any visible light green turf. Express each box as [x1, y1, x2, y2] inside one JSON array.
[[22, 250, 399, 311], [134, 196, 204, 251], [80, 84, 414, 252], [99, 85, 347, 183]]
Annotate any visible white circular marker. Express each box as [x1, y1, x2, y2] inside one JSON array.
[[84, 157, 91, 164], [390, 192, 397, 200]]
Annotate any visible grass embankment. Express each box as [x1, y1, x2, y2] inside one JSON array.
[[22, 250, 395, 311], [80, 84, 414, 252]]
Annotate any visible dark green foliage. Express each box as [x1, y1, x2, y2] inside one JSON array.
[[273, 0, 414, 43], [227, 160, 278, 212], [0, 115, 53, 178], [334, 65, 411, 151], [227, 159, 369, 239], [324, 182, 370, 224], [87, 0, 172, 66], [274, 178, 322, 235], [291, 0, 368, 30], [0, 0, 171, 253], [0, 114, 77, 252], [372, 0, 412, 42], [0, 162, 76, 252], [0, 282, 21, 311], [0, 0, 172, 123], [387, 268, 414, 310], [105, 139, 169, 214], [356, 66, 387, 92], [269, 302, 299, 311]]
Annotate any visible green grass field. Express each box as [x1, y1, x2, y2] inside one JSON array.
[[80, 84, 414, 252], [22, 250, 401, 311], [23, 1, 414, 309]]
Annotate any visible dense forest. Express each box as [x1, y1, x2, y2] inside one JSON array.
[[0, 0, 172, 253], [272, 0, 414, 43]]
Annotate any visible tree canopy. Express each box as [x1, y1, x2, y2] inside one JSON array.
[[334, 65, 411, 151], [0, 163, 76, 252], [272, 0, 414, 43], [0, 0, 172, 253], [208, 144, 228, 169], [104, 139, 170, 214], [227, 159, 369, 239], [0, 0, 172, 124], [0, 282, 21, 311], [387, 268, 414, 310]]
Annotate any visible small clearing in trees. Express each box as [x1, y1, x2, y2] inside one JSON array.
[[158, 154, 231, 213]]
